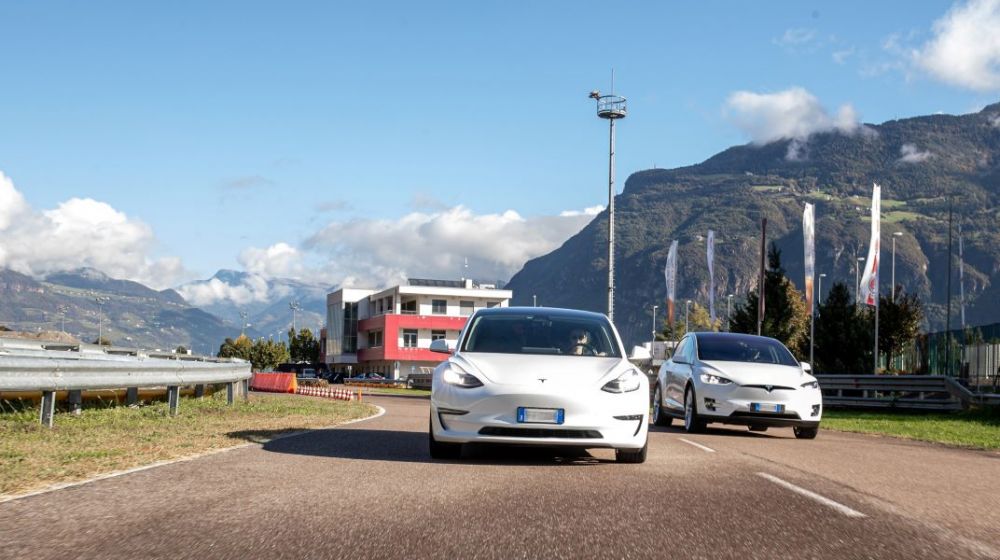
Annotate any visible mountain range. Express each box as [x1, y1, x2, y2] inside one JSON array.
[[508, 102, 1000, 348]]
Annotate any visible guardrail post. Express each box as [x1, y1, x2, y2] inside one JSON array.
[[39, 391, 56, 427], [67, 390, 83, 416], [242, 379, 250, 401], [194, 384, 205, 399], [167, 386, 179, 416], [126, 387, 139, 406], [226, 382, 237, 405]]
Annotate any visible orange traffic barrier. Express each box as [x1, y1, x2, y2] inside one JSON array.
[[250, 372, 298, 394], [294, 384, 358, 402]]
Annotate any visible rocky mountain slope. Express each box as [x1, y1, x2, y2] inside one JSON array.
[[508, 103, 1000, 348]]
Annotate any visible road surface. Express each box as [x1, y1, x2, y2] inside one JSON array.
[[1, 395, 998, 559]]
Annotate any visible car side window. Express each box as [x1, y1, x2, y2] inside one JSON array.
[[673, 337, 690, 364], [684, 337, 697, 363]]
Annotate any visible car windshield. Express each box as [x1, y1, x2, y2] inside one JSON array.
[[461, 313, 621, 357], [696, 334, 798, 367]]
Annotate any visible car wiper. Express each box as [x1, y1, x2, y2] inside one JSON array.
[[521, 347, 561, 355]]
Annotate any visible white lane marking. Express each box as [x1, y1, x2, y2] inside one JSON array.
[[757, 472, 867, 518], [678, 438, 716, 453], [0, 405, 386, 505]]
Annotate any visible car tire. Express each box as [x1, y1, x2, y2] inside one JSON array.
[[428, 414, 462, 460], [651, 385, 672, 427], [684, 386, 707, 433], [616, 439, 647, 463], [793, 426, 819, 439]]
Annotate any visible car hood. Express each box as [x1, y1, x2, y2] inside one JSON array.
[[454, 353, 625, 386], [699, 361, 811, 388]]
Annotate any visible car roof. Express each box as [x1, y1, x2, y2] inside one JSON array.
[[472, 306, 610, 321]]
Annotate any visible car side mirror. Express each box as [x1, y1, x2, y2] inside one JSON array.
[[800, 361, 812, 373], [429, 339, 453, 354], [672, 354, 688, 365]]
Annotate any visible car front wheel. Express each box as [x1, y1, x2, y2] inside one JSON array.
[[684, 386, 707, 433], [793, 426, 819, 439], [428, 414, 462, 459], [616, 440, 647, 463], [651, 385, 672, 427]]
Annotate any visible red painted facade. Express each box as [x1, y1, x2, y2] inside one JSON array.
[[357, 314, 469, 363]]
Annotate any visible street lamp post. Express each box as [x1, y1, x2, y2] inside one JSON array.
[[651, 304, 658, 340], [239, 311, 249, 337], [892, 232, 903, 302], [289, 301, 301, 332], [726, 295, 734, 332], [685, 300, 692, 333], [589, 78, 626, 324], [533, 294, 537, 307], [94, 297, 108, 344], [818, 273, 827, 306]]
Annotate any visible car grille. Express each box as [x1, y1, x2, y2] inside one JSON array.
[[478, 427, 603, 439], [741, 385, 796, 391]]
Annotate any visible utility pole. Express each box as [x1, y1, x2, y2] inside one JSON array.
[[892, 232, 903, 302], [289, 301, 301, 333], [590, 74, 626, 324], [946, 199, 953, 377], [726, 294, 734, 332], [651, 304, 658, 340], [685, 300, 692, 333], [239, 311, 249, 337], [758, 218, 766, 336]]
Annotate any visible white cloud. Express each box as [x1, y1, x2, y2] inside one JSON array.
[[898, 143, 933, 163], [177, 275, 272, 307], [832, 47, 855, 65], [915, 0, 1000, 91], [989, 113, 1000, 127], [0, 171, 187, 289], [723, 87, 862, 151], [238, 242, 303, 278], [775, 28, 817, 47], [559, 205, 604, 217], [304, 205, 596, 286]]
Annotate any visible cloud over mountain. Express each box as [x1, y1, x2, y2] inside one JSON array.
[[915, 0, 1000, 91], [0, 171, 186, 289], [723, 87, 861, 145]]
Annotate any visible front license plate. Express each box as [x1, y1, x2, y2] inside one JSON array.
[[517, 407, 564, 424], [751, 403, 784, 413]]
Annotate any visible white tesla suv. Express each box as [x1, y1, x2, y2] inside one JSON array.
[[429, 307, 649, 463], [652, 332, 822, 438]]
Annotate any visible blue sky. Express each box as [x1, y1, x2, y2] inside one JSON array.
[[1, 1, 997, 297]]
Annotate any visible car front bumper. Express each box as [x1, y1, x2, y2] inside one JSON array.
[[431, 382, 648, 449], [697, 383, 822, 427]]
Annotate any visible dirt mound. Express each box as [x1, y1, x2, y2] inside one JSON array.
[[0, 329, 81, 344]]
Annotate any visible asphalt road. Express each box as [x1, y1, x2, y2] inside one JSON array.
[[2, 395, 998, 559]]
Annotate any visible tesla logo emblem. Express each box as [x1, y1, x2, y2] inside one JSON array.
[[765, 385, 774, 392], [538, 378, 547, 383]]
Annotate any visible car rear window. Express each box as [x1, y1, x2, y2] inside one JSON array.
[[461, 313, 621, 357], [696, 334, 798, 367]]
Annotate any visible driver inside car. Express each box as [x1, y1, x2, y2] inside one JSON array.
[[566, 328, 594, 355]]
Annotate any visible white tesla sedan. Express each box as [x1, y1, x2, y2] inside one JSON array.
[[429, 307, 649, 462], [652, 332, 822, 438]]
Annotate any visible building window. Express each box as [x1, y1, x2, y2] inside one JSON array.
[[401, 300, 417, 314], [369, 330, 383, 348], [431, 330, 446, 341], [487, 301, 499, 308], [460, 300, 474, 316], [403, 329, 418, 348], [343, 302, 359, 353], [432, 299, 447, 314]]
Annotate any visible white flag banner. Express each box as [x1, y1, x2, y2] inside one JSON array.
[[664, 240, 678, 327], [859, 183, 881, 306], [803, 203, 815, 314], [707, 230, 716, 325]]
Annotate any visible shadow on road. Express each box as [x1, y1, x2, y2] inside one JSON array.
[[239, 427, 613, 465], [649, 424, 784, 439]]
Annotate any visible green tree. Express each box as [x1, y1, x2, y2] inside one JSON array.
[[248, 337, 290, 371], [218, 335, 252, 361], [813, 282, 872, 373], [729, 243, 809, 356], [660, 302, 719, 340], [93, 337, 112, 346], [175, 345, 189, 354], [878, 288, 923, 372], [288, 328, 321, 363]]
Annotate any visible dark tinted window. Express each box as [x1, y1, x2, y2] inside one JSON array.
[[696, 334, 798, 367], [462, 313, 620, 357]]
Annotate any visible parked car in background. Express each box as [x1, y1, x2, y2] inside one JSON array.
[[652, 332, 822, 439], [429, 307, 649, 463], [298, 368, 317, 379]]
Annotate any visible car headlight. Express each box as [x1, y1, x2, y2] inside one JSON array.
[[699, 373, 733, 385], [441, 364, 483, 388], [801, 380, 819, 389], [602, 369, 642, 393]]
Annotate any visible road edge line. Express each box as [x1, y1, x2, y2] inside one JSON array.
[[679, 438, 716, 453], [756, 472, 867, 518], [0, 404, 387, 505]]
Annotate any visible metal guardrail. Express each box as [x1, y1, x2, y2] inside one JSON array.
[[815, 374, 1000, 411], [0, 337, 252, 426]]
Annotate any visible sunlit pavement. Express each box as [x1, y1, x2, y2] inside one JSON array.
[[1, 395, 998, 559]]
